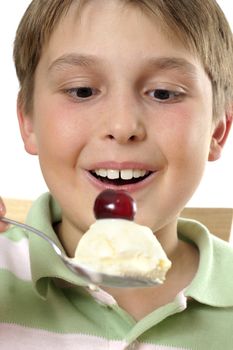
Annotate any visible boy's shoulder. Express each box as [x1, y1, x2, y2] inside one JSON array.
[[179, 217, 233, 307]]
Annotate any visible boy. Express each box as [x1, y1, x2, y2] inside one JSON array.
[[0, 0, 233, 349]]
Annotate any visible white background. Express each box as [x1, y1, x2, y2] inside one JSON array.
[[0, 0, 232, 207]]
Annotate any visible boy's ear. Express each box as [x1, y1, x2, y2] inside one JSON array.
[[208, 113, 232, 161], [17, 100, 38, 155]]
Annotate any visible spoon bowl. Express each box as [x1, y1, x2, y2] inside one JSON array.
[[0, 216, 161, 288]]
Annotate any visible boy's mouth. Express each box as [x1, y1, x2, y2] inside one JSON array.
[[90, 169, 152, 186]]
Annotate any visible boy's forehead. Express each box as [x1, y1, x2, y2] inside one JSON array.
[[52, 0, 184, 47], [45, 0, 196, 66], [36, 0, 207, 86]]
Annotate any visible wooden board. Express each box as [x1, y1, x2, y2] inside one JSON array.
[[3, 198, 233, 242]]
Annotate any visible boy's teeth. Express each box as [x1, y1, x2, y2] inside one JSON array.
[[94, 169, 147, 180], [97, 169, 107, 177], [121, 169, 133, 180], [133, 169, 143, 178], [107, 169, 120, 179]]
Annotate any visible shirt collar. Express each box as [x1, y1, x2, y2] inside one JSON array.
[[178, 218, 233, 307], [26, 193, 88, 299]]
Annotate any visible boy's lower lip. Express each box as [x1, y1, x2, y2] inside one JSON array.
[[85, 170, 158, 193]]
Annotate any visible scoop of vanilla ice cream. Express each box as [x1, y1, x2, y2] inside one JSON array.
[[73, 219, 171, 283]]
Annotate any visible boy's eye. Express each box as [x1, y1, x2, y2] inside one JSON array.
[[75, 87, 93, 98], [148, 89, 184, 102], [66, 87, 97, 99], [154, 89, 170, 100]]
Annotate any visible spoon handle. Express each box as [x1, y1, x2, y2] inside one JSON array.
[[0, 216, 65, 258]]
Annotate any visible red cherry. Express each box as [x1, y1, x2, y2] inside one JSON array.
[[94, 189, 136, 220]]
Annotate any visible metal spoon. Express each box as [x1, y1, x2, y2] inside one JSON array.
[[0, 216, 161, 288]]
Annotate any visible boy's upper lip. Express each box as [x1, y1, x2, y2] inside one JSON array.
[[86, 161, 157, 172]]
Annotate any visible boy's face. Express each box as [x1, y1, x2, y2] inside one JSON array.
[[19, 1, 223, 238]]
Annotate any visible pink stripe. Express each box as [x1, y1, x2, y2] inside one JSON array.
[[0, 324, 187, 350], [0, 236, 31, 280]]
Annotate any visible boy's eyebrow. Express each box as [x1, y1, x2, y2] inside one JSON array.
[[147, 57, 198, 78], [48, 53, 198, 78], [48, 53, 101, 72]]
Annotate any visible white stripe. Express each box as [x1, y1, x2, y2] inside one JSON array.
[[0, 324, 187, 350], [0, 236, 31, 280], [0, 324, 126, 350]]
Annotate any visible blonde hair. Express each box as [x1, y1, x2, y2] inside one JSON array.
[[14, 0, 233, 119]]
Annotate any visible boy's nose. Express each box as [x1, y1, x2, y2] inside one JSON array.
[[103, 99, 147, 144]]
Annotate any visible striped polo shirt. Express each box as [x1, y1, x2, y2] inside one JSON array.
[[0, 192, 233, 350]]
